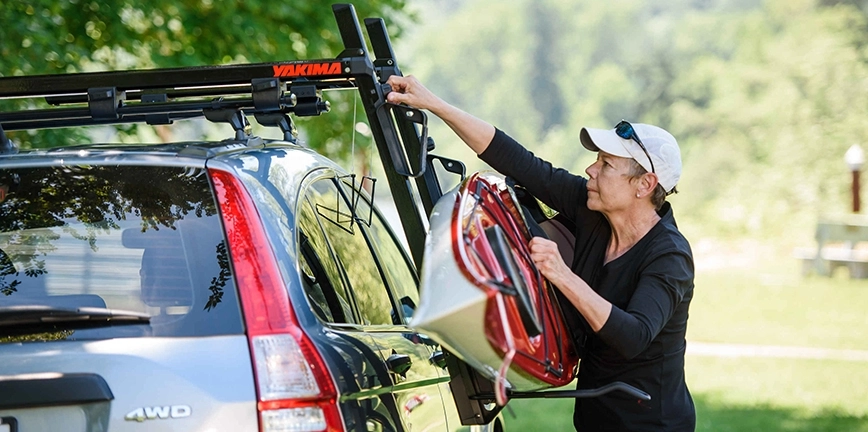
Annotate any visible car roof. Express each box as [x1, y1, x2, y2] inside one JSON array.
[[0, 139, 341, 173]]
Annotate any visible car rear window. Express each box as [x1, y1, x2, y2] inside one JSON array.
[[0, 164, 244, 340]]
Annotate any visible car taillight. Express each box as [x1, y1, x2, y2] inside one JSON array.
[[252, 335, 320, 399], [210, 169, 344, 432]]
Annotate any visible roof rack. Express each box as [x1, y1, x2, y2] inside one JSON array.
[[0, 4, 466, 267]]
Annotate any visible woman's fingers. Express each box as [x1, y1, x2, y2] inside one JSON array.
[[529, 238, 572, 288], [529, 237, 561, 271], [385, 75, 433, 108]]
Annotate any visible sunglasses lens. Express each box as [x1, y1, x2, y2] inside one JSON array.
[[615, 121, 633, 140], [614, 121, 655, 174]]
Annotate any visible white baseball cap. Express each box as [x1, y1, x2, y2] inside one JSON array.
[[579, 121, 682, 194]]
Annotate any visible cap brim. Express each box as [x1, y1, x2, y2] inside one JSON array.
[[580, 127, 632, 158]]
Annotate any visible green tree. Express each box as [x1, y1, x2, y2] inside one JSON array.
[[0, 0, 409, 163]]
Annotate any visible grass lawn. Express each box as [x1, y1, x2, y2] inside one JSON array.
[[688, 356, 868, 432], [506, 356, 868, 431], [502, 242, 868, 431], [688, 267, 868, 351]]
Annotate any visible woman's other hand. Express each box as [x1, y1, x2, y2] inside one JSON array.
[[529, 236, 611, 332], [529, 237, 573, 287]]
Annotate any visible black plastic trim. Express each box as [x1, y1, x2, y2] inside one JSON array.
[[0, 373, 113, 409]]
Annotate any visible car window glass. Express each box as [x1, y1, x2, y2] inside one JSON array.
[[349, 187, 419, 324], [0, 165, 243, 341], [310, 178, 396, 326], [297, 196, 355, 324]]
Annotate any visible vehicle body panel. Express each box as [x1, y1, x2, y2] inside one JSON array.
[[0, 337, 257, 431]]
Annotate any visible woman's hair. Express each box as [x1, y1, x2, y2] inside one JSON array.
[[627, 159, 666, 210]]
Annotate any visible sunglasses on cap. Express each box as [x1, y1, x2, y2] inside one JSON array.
[[614, 120, 656, 174]]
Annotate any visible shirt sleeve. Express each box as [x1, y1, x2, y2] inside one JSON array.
[[478, 128, 588, 222], [596, 249, 693, 359]]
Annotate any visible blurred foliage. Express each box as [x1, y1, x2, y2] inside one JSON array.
[[0, 330, 74, 343], [401, 0, 868, 241], [0, 0, 410, 162], [0, 165, 218, 297], [7, 0, 868, 241]]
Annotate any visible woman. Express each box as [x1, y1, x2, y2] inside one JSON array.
[[386, 75, 695, 431]]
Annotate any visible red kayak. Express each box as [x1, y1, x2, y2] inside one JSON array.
[[414, 171, 579, 405]]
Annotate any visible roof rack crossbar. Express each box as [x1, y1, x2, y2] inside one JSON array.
[[0, 60, 363, 100], [41, 79, 357, 106], [0, 95, 302, 131], [4, 114, 206, 131]]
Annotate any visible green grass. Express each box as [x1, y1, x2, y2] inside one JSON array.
[[502, 241, 868, 431], [687, 356, 868, 431], [688, 267, 868, 351], [505, 356, 868, 431]]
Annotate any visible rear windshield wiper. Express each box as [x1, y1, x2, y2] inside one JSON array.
[[0, 306, 150, 336]]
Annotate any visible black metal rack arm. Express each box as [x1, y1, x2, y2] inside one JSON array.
[[332, 3, 429, 267], [334, 5, 496, 428], [364, 17, 444, 217]]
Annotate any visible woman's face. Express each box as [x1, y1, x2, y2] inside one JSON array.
[[585, 151, 638, 214]]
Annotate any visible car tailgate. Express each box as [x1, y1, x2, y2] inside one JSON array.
[[0, 336, 256, 432]]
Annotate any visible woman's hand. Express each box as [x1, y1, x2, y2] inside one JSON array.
[[529, 237, 574, 288], [529, 236, 612, 332], [385, 75, 495, 154], [386, 75, 445, 113]]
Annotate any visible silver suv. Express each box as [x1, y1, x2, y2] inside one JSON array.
[[0, 4, 504, 431]]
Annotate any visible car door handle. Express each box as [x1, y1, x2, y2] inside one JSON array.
[[429, 350, 447, 369], [386, 353, 412, 376]]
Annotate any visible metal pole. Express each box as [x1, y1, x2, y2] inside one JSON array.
[[845, 144, 864, 214]]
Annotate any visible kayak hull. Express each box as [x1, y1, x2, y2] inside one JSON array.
[[413, 172, 579, 393]]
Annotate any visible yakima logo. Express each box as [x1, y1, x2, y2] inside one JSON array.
[[125, 405, 191, 422], [273, 62, 341, 77]]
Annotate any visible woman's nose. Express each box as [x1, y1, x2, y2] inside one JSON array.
[[586, 161, 598, 178]]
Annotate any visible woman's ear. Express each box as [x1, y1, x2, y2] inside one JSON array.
[[640, 173, 660, 196]]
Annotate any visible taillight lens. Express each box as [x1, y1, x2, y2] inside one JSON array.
[[252, 335, 320, 400], [210, 169, 344, 432], [261, 408, 327, 432]]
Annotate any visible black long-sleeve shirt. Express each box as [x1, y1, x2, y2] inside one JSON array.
[[479, 129, 696, 431]]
